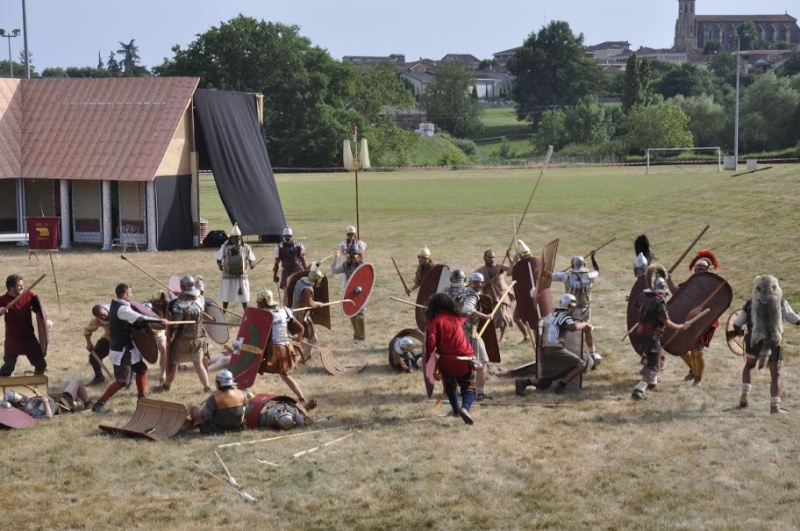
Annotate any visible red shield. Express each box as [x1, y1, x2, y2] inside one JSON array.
[[0, 406, 37, 429], [662, 272, 733, 356], [243, 393, 297, 429], [480, 294, 501, 363], [342, 263, 375, 318], [229, 307, 273, 389], [512, 257, 541, 330], [626, 276, 648, 354], [415, 264, 450, 331], [538, 239, 559, 291], [726, 308, 746, 356], [36, 303, 50, 357]]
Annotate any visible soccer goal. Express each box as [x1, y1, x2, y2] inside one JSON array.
[[645, 147, 722, 174]]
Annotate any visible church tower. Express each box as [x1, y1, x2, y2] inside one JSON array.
[[674, 0, 698, 51]]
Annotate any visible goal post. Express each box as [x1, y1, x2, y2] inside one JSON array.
[[645, 147, 722, 174]]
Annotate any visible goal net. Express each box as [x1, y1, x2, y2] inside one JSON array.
[[645, 147, 721, 174]]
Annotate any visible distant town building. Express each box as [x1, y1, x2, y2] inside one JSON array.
[[674, 0, 800, 52], [343, 54, 406, 67]]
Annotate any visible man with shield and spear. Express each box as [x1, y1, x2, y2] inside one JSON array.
[[332, 241, 369, 341], [0, 274, 48, 377], [215, 222, 256, 311], [407, 246, 437, 296]]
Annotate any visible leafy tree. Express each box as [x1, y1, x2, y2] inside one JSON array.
[[508, 21, 606, 127], [777, 51, 800, 78], [97, 52, 104, 70], [739, 72, 800, 151], [563, 96, 614, 145], [671, 94, 727, 148], [703, 40, 722, 55], [735, 21, 766, 51], [107, 52, 121, 76], [419, 61, 484, 138], [655, 63, 714, 99], [41, 67, 68, 78], [622, 54, 656, 111], [532, 107, 566, 152], [155, 15, 359, 167], [708, 51, 737, 82], [623, 101, 693, 152], [116, 39, 145, 76], [478, 58, 500, 71]]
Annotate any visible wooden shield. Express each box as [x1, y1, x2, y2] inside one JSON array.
[[229, 308, 273, 389], [512, 257, 541, 329], [388, 328, 425, 369], [131, 323, 158, 364], [131, 300, 159, 319], [538, 239, 559, 291], [423, 342, 436, 398], [0, 406, 37, 429], [36, 303, 50, 357], [726, 308, 746, 356], [342, 263, 375, 318], [98, 398, 188, 440], [203, 303, 229, 344], [662, 272, 733, 356], [626, 276, 648, 354], [415, 264, 450, 331], [284, 266, 311, 307], [287, 270, 331, 330], [480, 295, 501, 363]]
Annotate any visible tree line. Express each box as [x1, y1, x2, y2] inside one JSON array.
[[5, 15, 800, 165]]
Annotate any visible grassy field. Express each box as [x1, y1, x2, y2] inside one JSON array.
[[3, 162, 800, 529], [472, 107, 536, 160]]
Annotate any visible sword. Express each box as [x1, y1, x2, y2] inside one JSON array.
[[668, 224, 710, 274], [390, 256, 411, 296], [478, 281, 517, 338], [293, 299, 353, 312], [390, 296, 426, 309]]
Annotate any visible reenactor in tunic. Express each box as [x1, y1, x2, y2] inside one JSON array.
[[332, 241, 367, 341], [215, 222, 256, 310], [408, 246, 436, 296], [339, 225, 367, 259], [475, 249, 515, 342], [192, 370, 248, 434], [0, 274, 47, 376], [550, 254, 602, 366], [273, 227, 307, 290], [291, 267, 326, 360], [83, 304, 110, 385]]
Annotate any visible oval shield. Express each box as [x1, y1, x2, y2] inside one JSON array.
[[287, 269, 331, 330], [131, 322, 159, 364], [662, 272, 733, 356], [203, 303, 229, 344], [36, 302, 50, 357], [626, 276, 648, 354], [0, 406, 37, 429], [538, 239, 559, 292], [480, 295, 501, 363], [415, 264, 451, 331], [342, 263, 375, 318]]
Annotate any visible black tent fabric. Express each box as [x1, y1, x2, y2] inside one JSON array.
[[193, 89, 286, 238], [155, 175, 193, 250]]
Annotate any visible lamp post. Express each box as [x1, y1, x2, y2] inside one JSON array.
[[0, 28, 21, 78]]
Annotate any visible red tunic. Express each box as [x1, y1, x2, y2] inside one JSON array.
[[425, 311, 474, 377], [0, 291, 43, 356]]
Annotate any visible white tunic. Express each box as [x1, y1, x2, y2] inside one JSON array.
[[215, 242, 256, 303]]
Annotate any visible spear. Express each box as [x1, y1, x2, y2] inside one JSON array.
[[478, 281, 517, 338], [390, 257, 411, 296], [668, 225, 709, 274], [4, 274, 45, 309]]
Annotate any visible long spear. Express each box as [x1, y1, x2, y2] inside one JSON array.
[[561, 237, 617, 271], [478, 281, 517, 338], [48, 252, 61, 311], [668, 225, 709, 274], [4, 274, 46, 309], [120, 254, 177, 295], [390, 257, 411, 296]]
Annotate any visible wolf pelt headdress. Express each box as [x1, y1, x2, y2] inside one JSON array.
[[750, 275, 783, 369], [645, 263, 668, 291]]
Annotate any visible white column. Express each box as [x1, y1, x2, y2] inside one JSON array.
[[16, 179, 25, 234], [101, 180, 112, 251], [146, 181, 157, 252], [59, 180, 71, 249]]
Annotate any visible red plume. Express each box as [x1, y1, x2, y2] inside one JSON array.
[[689, 249, 718, 271]]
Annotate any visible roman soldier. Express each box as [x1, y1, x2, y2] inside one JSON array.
[[245, 394, 313, 430], [291, 266, 326, 360], [633, 234, 654, 278], [215, 222, 256, 310], [408, 246, 436, 296], [0, 274, 47, 377], [475, 249, 515, 342], [256, 289, 315, 408], [390, 336, 422, 372], [728, 275, 800, 414], [273, 227, 307, 290], [191, 370, 248, 434], [155, 275, 212, 394], [667, 249, 720, 386], [339, 225, 367, 259], [332, 241, 367, 341], [83, 304, 110, 385], [630, 267, 686, 401], [550, 254, 602, 365]]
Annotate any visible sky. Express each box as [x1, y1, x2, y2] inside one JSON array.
[[0, 1, 794, 72]]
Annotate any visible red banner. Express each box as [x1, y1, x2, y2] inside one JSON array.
[[26, 217, 59, 250]]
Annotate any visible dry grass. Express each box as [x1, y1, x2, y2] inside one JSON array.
[[3, 163, 800, 530]]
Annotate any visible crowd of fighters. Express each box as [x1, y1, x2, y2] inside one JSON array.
[[2, 225, 799, 432]]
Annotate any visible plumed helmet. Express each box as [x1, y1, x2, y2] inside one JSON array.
[[398, 336, 414, 353], [634, 252, 649, 270], [689, 250, 718, 272], [345, 225, 357, 235], [571, 256, 586, 271], [470, 272, 484, 284], [180, 275, 201, 297], [557, 293, 578, 310], [517, 240, 531, 258], [282, 227, 293, 237], [276, 410, 296, 430], [216, 369, 236, 388], [418, 246, 431, 259], [230, 223, 242, 237], [450, 269, 466, 287], [308, 265, 325, 286], [645, 263, 668, 291], [257, 289, 276, 307]]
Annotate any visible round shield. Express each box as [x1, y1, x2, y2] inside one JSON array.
[[726, 307, 746, 356], [203, 303, 229, 344], [342, 263, 375, 318], [0, 406, 37, 429]]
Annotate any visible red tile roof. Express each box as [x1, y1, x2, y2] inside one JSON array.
[[0, 79, 23, 179], [0, 77, 199, 181]]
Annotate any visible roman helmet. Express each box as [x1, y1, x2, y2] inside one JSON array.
[[216, 369, 236, 389], [557, 293, 578, 311], [308, 265, 325, 286], [180, 275, 200, 297], [257, 289, 277, 308], [346, 240, 361, 262], [689, 250, 718, 273], [645, 263, 668, 292], [230, 222, 242, 237], [282, 227, 293, 239], [633, 252, 649, 272], [398, 336, 414, 353], [450, 269, 467, 288], [470, 271, 484, 289], [418, 246, 431, 260], [571, 256, 586, 272], [345, 225, 357, 236], [652, 276, 667, 294], [517, 240, 532, 258], [276, 409, 296, 430]]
